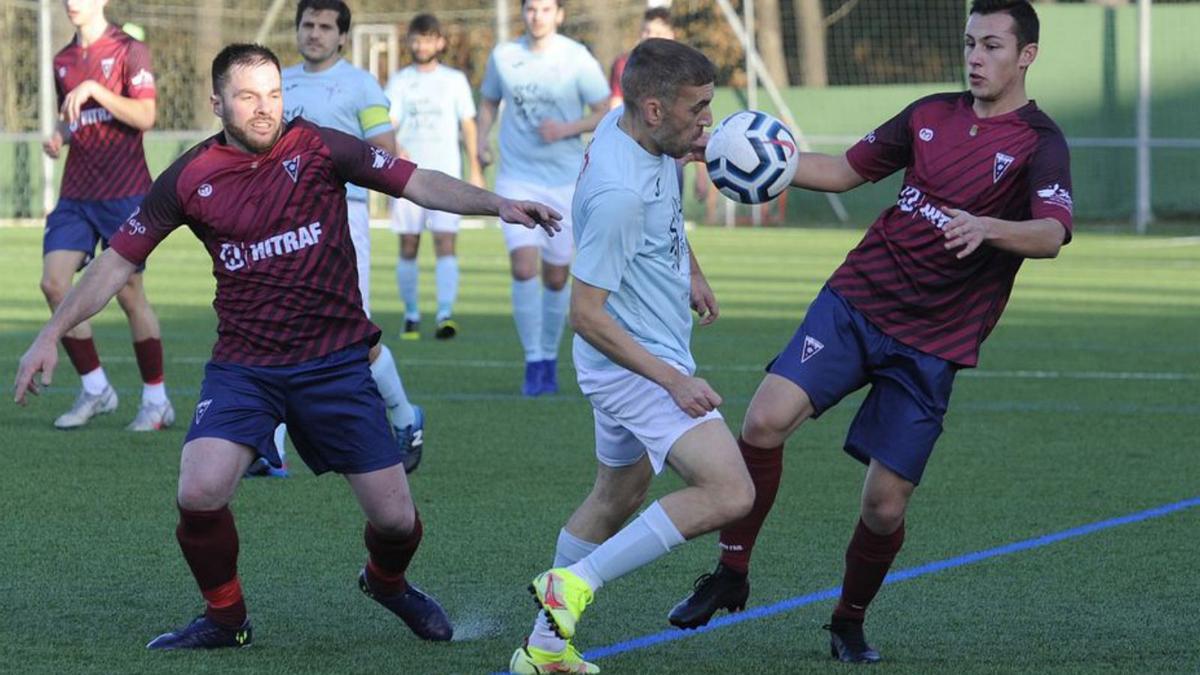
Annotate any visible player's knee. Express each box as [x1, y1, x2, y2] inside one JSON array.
[[742, 405, 790, 446], [711, 474, 755, 525], [368, 505, 417, 538], [176, 483, 232, 512], [861, 495, 907, 533], [39, 276, 70, 304]]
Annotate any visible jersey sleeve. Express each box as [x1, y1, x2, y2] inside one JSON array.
[[845, 102, 916, 182], [319, 126, 416, 198], [577, 51, 610, 107], [480, 50, 502, 101], [123, 39, 157, 100], [357, 74, 393, 138], [108, 157, 187, 265], [572, 188, 644, 292], [455, 72, 477, 121], [1027, 130, 1074, 242]]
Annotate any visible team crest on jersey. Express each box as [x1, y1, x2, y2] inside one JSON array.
[[194, 399, 212, 424], [219, 243, 246, 272], [919, 128, 935, 142], [197, 183, 213, 198], [101, 57, 115, 79], [993, 152, 1015, 183], [800, 335, 825, 363], [282, 155, 301, 184]]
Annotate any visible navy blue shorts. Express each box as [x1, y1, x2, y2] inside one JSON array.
[[767, 286, 958, 484], [185, 343, 399, 475], [44, 196, 146, 271]]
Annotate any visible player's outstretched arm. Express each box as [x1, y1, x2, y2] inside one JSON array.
[[13, 249, 138, 405], [790, 152, 867, 193], [404, 168, 562, 235], [571, 278, 721, 418]]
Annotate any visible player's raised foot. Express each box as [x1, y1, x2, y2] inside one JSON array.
[[529, 568, 593, 640], [54, 385, 118, 429], [539, 359, 559, 395], [509, 639, 599, 674], [396, 404, 425, 474], [522, 361, 543, 397], [244, 457, 289, 479], [434, 317, 459, 340], [667, 563, 750, 629], [401, 318, 421, 341], [358, 569, 453, 641], [126, 399, 176, 431], [825, 617, 882, 664], [146, 615, 253, 650]]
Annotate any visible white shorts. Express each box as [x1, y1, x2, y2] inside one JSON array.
[[576, 360, 723, 475], [495, 175, 575, 266], [390, 198, 462, 235], [348, 199, 372, 317]]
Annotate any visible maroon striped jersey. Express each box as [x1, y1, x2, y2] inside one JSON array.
[[109, 119, 416, 366], [54, 25, 155, 200], [830, 92, 1074, 367]]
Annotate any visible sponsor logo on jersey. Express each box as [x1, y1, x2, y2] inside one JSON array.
[[247, 221, 323, 263], [370, 146, 396, 170], [67, 107, 114, 132], [198, 183, 213, 198], [896, 184, 952, 230], [125, 207, 146, 236], [194, 399, 212, 424], [282, 155, 301, 184], [101, 57, 115, 79], [993, 152, 1015, 183], [130, 68, 155, 88], [219, 242, 246, 272], [1037, 183, 1074, 213], [801, 335, 825, 363], [919, 127, 935, 142]]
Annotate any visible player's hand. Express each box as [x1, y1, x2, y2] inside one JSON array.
[[499, 198, 562, 236], [942, 208, 990, 259], [664, 373, 722, 418], [42, 132, 64, 159], [690, 272, 719, 326], [60, 80, 101, 126], [478, 142, 493, 169], [13, 337, 58, 406], [538, 119, 571, 144]]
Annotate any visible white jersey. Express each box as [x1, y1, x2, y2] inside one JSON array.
[[384, 64, 476, 178], [571, 109, 693, 373]]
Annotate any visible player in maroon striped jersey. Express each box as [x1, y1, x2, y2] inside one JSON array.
[[42, 0, 174, 432], [670, 1, 1072, 662], [13, 43, 561, 650]]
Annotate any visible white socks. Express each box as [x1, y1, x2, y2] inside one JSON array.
[[142, 382, 168, 406], [568, 501, 685, 592], [512, 278, 542, 362], [370, 345, 415, 429], [540, 285, 570, 361], [80, 367, 109, 396], [396, 258, 420, 321], [435, 255, 458, 321]]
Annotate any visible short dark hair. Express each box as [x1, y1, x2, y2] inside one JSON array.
[[621, 39, 715, 110], [643, 7, 672, 27], [969, 0, 1039, 48], [522, 0, 563, 8], [212, 43, 281, 94], [408, 13, 442, 37], [295, 0, 351, 35]]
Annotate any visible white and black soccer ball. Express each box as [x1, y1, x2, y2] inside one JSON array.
[[705, 110, 799, 204]]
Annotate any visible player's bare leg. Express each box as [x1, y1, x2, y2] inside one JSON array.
[[669, 374, 814, 628], [537, 259, 571, 395], [148, 438, 256, 650], [432, 232, 459, 339], [346, 464, 452, 641], [398, 233, 422, 339], [510, 246, 544, 396], [115, 273, 174, 430], [41, 250, 117, 428], [563, 458, 654, 544], [825, 460, 913, 663]]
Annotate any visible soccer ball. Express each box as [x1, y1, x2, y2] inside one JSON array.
[[705, 110, 799, 204]]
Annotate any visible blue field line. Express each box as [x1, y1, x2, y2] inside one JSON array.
[[500, 495, 1200, 669]]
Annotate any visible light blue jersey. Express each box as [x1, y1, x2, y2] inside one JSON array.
[[572, 109, 694, 373], [384, 64, 475, 178], [481, 34, 609, 186], [282, 59, 392, 201]]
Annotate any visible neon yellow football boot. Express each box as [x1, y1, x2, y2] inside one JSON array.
[[509, 640, 600, 674], [529, 568, 593, 640]]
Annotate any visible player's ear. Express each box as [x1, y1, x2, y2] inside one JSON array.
[[436, 36, 446, 53], [1018, 42, 1037, 69], [210, 93, 223, 118]]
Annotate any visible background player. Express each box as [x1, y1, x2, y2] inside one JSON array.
[[608, 7, 675, 111], [14, 42, 562, 651], [510, 40, 753, 675], [278, 0, 424, 474], [41, 0, 173, 431], [667, 0, 1073, 662], [386, 13, 483, 341], [477, 0, 611, 397]]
